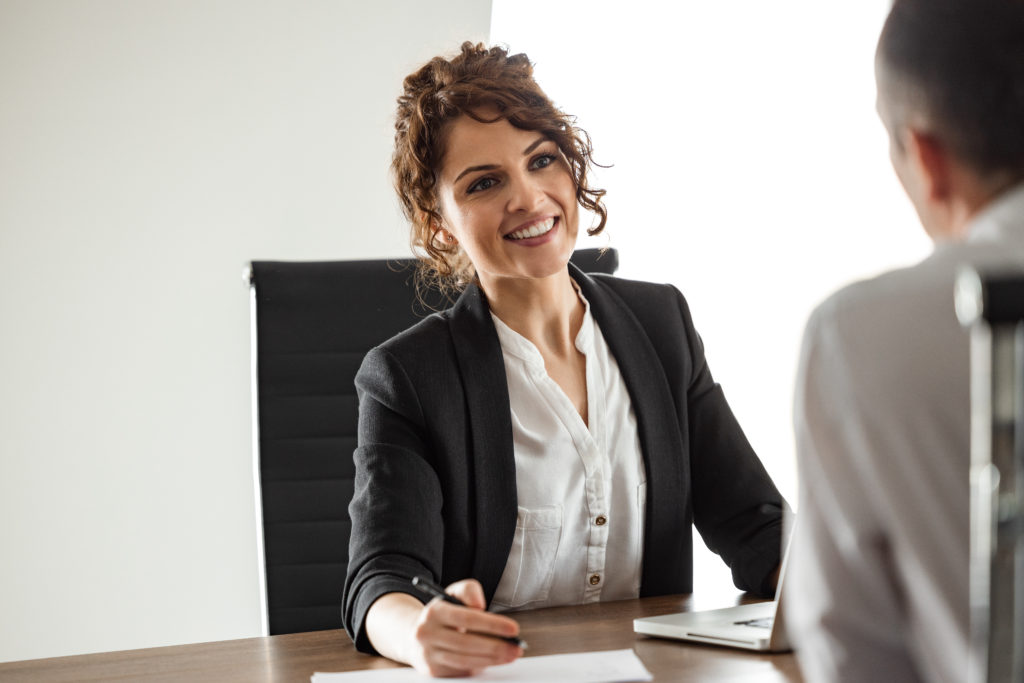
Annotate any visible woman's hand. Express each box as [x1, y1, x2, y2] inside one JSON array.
[[407, 579, 523, 676], [366, 579, 523, 677]]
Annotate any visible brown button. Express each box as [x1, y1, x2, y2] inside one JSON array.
[[589, 574, 601, 586], [595, 515, 607, 526]]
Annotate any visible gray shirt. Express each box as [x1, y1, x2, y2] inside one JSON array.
[[786, 183, 1024, 683]]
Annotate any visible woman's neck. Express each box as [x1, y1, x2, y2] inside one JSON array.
[[480, 269, 584, 357]]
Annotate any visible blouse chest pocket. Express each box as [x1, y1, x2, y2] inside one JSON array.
[[490, 505, 563, 611]]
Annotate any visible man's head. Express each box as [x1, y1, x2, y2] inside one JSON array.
[[876, 0, 1024, 241]]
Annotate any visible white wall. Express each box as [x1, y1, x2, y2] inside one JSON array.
[[0, 0, 490, 662]]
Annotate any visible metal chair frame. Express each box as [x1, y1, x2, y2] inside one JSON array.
[[956, 268, 1024, 683]]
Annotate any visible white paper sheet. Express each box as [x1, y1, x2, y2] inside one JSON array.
[[311, 648, 653, 683]]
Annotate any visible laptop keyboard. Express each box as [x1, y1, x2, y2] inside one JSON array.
[[734, 617, 774, 629]]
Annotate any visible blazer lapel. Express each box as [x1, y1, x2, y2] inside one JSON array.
[[447, 284, 518, 600], [571, 264, 690, 596]]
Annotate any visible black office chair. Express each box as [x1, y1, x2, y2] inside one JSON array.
[[955, 269, 1024, 683], [248, 248, 619, 634]]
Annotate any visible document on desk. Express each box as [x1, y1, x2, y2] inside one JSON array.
[[311, 648, 652, 682]]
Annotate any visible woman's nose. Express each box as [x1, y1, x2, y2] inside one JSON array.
[[505, 172, 544, 213]]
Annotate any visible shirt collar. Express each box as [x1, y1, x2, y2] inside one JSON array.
[[490, 279, 595, 368], [966, 181, 1024, 244]]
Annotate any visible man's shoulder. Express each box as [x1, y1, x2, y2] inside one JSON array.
[[804, 252, 970, 392], [815, 236, 1024, 326], [811, 254, 953, 330]]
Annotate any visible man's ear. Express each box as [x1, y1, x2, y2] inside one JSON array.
[[906, 129, 953, 202]]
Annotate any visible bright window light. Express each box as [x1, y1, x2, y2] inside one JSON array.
[[492, 0, 929, 597]]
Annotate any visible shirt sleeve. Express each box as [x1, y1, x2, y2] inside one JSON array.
[[785, 302, 923, 682]]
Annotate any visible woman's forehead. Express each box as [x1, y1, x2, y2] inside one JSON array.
[[440, 114, 548, 176]]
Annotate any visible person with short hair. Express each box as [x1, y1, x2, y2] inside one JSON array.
[[341, 42, 785, 677], [786, 1, 1024, 681]]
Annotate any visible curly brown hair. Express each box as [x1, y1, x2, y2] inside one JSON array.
[[392, 41, 607, 297]]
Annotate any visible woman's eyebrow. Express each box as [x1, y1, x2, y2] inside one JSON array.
[[454, 164, 498, 183], [453, 137, 550, 183], [523, 137, 548, 155]]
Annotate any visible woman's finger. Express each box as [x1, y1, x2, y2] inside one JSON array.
[[418, 613, 522, 659], [430, 598, 521, 641], [446, 578, 486, 609], [411, 603, 521, 677], [406, 582, 523, 677]]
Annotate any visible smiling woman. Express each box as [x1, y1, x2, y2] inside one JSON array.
[[341, 42, 786, 678], [435, 114, 579, 288], [390, 43, 607, 299]]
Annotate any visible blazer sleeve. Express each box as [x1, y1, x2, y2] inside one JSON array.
[[674, 287, 785, 596], [341, 345, 441, 654]]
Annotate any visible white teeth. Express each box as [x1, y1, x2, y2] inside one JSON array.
[[508, 217, 555, 240]]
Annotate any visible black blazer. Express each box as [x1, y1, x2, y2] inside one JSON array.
[[342, 264, 784, 653]]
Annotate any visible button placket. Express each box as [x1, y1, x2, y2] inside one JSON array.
[[583, 333, 611, 603], [583, 437, 608, 602]]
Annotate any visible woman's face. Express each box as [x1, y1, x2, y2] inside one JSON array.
[[434, 111, 579, 290]]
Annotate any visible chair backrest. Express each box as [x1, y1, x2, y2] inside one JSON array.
[[248, 248, 619, 635], [955, 268, 1024, 683]]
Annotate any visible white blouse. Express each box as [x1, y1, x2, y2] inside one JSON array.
[[489, 285, 647, 611]]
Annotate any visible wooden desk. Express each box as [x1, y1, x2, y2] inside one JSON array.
[[0, 595, 803, 682]]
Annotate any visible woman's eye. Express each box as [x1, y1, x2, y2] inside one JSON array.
[[531, 154, 556, 170], [467, 177, 497, 193]]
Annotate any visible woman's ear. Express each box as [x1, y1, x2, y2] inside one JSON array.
[[432, 222, 458, 247]]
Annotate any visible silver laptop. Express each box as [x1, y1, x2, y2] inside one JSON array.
[[633, 542, 792, 652]]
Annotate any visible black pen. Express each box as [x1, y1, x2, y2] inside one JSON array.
[[411, 575, 528, 649]]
